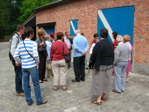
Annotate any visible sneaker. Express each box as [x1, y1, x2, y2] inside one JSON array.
[[37, 99, 48, 105], [28, 101, 34, 106], [16, 92, 24, 96]]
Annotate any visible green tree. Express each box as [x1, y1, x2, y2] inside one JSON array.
[[0, 0, 10, 27], [0, 0, 9, 39], [5, 0, 23, 35], [19, 0, 56, 23]]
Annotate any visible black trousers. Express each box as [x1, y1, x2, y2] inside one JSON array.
[[73, 56, 85, 81], [66, 49, 71, 69], [38, 54, 46, 81]]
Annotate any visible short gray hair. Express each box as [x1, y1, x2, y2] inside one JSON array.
[[74, 30, 80, 34]]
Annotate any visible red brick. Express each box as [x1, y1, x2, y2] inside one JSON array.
[[35, 0, 149, 65]]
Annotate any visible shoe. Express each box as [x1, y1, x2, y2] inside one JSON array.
[[28, 101, 33, 106], [52, 86, 58, 91], [37, 99, 47, 105], [62, 86, 67, 91], [16, 92, 24, 96], [72, 79, 80, 82], [112, 89, 121, 93], [80, 78, 85, 81]]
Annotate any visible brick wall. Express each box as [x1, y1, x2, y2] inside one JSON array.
[[36, 0, 149, 68]]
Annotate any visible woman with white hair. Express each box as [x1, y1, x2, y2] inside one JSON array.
[[116, 35, 123, 45]]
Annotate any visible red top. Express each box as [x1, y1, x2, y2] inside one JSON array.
[[90, 39, 101, 46], [50, 41, 68, 61], [113, 40, 118, 46], [90, 40, 95, 46]]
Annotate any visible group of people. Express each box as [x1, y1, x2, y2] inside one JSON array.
[[9, 24, 132, 106]]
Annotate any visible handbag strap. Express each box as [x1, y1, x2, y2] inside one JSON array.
[[23, 40, 35, 60]]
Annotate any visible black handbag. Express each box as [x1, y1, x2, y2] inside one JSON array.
[[38, 45, 46, 53], [63, 43, 71, 62], [38, 39, 46, 53]]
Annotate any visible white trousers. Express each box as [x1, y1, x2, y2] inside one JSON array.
[[52, 59, 67, 86]]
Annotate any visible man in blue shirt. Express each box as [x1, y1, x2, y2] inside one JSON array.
[[72, 30, 89, 82]]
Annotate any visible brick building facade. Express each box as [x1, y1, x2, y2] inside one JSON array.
[[34, 0, 149, 74]]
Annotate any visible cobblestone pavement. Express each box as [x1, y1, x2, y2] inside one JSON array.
[[0, 42, 149, 112]]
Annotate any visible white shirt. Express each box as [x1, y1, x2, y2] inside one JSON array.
[[64, 36, 71, 49], [89, 43, 96, 54]]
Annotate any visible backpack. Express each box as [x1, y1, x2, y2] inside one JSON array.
[[8, 34, 19, 61], [9, 39, 14, 61]]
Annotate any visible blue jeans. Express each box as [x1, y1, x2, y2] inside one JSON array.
[[22, 66, 43, 105], [12, 60, 23, 93]]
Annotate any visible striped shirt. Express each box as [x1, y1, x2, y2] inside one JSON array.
[[14, 39, 39, 68]]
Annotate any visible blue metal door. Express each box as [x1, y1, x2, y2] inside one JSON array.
[[97, 6, 134, 44], [70, 19, 78, 36], [43, 26, 55, 35]]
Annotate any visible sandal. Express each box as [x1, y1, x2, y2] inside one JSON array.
[[101, 97, 107, 101], [48, 76, 53, 78], [91, 100, 102, 105], [91, 100, 97, 104], [96, 101, 102, 105], [43, 79, 47, 81], [62, 86, 67, 91], [52, 86, 58, 91], [39, 80, 43, 83]]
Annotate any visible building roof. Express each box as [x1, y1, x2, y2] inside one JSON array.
[[33, 0, 70, 12], [23, 14, 36, 27]]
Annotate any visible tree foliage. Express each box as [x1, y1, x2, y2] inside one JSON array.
[[5, 0, 23, 35], [19, 0, 56, 23], [0, 0, 10, 28], [0, 0, 57, 38]]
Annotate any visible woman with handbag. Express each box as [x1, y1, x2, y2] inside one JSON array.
[[50, 32, 68, 91], [36, 29, 47, 83]]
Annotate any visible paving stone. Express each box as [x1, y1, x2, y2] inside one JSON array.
[[0, 42, 149, 112]]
